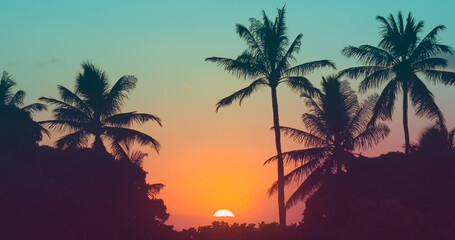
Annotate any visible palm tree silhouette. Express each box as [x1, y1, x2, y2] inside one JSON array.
[[339, 12, 455, 155], [205, 6, 335, 225], [0, 71, 46, 114], [40, 62, 161, 154], [265, 76, 389, 208]]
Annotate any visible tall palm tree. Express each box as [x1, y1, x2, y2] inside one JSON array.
[[265, 76, 390, 208], [40, 62, 161, 154], [340, 12, 455, 155], [0, 71, 46, 114], [205, 6, 335, 225]]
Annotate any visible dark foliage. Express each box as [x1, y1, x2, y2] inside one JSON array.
[[301, 152, 455, 240], [0, 146, 173, 240], [177, 221, 301, 240]]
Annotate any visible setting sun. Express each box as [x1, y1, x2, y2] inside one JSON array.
[[214, 209, 235, 217]]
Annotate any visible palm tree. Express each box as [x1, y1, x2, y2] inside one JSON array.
[[339, 12, 455, 155], [40, 62, 161, 154], [265, 76, 390, 208], [205, 6, 335, 225], [0, 71, 46, 114]]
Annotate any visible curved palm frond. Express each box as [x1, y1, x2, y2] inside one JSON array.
[[215, 78, 267, 112], [285, 60, 336, 76], [278, 126, 328, 147], [55, 130, 89, 149], [103, 126, 161, 153], [205, 56, 264, 79], [22, 103, 47, 114], [358, 68, 394, 93], [8, 90, 25, 107], [409, 75, 444, 124], [369, 79, 399, 122], [104, 112, 162, 127], [105, 75, 138, 115], [353, 123, 390, 149], [421, 70, 455, 86], [285, 167, 325, 209], [267, 156, 323, 196], [342, 45, 395, 66], [283, 76, 320, 96], [264, 147, 329, 166], [57, 86, 91, 115]]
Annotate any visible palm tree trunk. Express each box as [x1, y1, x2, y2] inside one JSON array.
[[403, 86, 410, 155], [271, 86, 286, 226]]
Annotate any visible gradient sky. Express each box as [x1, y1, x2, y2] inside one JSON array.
[[1, 0, 454, 230]]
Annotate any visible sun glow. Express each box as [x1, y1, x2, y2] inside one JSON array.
[[213, 209, 235, 217]]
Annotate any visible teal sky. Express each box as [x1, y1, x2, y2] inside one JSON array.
[[1, 0, 455, 230]]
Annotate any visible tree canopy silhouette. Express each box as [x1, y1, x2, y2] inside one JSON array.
[[40, 62, 162, 155], [265, 76, 389, 208], [0, 71, 48, 153], [339, 12, 455, 154], [205, 6, 335, 225]]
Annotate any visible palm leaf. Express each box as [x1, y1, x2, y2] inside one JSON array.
[[104, 112, 162, 127], [215, 78, 267, 112]]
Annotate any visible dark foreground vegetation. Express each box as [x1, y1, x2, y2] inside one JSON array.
[[1, 143, 454, 240], [0, 146, 173, 240]]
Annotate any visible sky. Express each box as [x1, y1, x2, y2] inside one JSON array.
[[1, 0, 455, 230]]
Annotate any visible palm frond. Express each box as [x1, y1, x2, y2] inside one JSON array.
[[285, 60, 336, 76], [285, 167, 325, 209], [264, 147, 329, 166], [105, 75, 138, 115], [337, 66, 387, 79], [56, 130, 89, 149], [103, 126, 161, 153], [341, 45, 394, 66], [412, 57, 448, 71], [276, 33, 303, 71], [39, 119, 85, 133], [358, 68, 394, 93], [205, 57, 264, 79], [284, 76, 320, 96], [370, 79, 399, 122], [421, 70, 455, 86], [8, 90, 25, 107], [215, 78, 267, 112], [267, 156, 323, 196], [278, 126, 328, 147], [409, 75, 444, 124], [104, 112, 162, 127], [22, 103, 47, 114], [57, 86, 91, 115], [353, 123, 390, 149]]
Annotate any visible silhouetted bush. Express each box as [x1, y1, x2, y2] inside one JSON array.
[[301, 152, 455, 240], [0, 146, 172, 240]]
